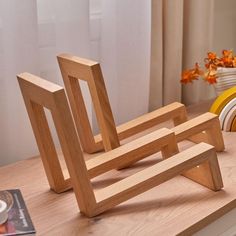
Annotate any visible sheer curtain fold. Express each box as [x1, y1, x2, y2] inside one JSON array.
[[100, 0, 151, 126], [0, 0, 39, 166], [163, 0, 183, 105], [149, 0, 163, 110], [149, 0, 183, 110], [0, 0, 90, 165], [149, 0, 215, 110], [0, 0, 151, 165], [182, 0, 215, 105]]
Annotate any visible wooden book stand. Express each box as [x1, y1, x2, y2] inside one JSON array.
[[17, 73, 223, 217], [57, 54, 225, 155]]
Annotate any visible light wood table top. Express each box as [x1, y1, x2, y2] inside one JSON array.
[[1, 101, 236, 236]]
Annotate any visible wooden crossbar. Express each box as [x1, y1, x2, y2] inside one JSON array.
[[62, 127, 178, 188], [173, 112, 225, 151], [94, 102, 187, 143], [114, 112, 225, 169], [86, 128, 178, 178], [90, 143, 223, 217]]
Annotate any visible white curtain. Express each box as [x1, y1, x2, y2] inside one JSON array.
[[0, 0, 151, 165], [99, 0, 151, 126], [0, 0, 39, 166], [0, 0, 90, 166]]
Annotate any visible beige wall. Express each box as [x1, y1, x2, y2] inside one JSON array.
[[213, 0, 236, 53]]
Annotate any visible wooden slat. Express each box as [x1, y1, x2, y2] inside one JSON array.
[[17, 73, 68, 193], [17, 72, 62, 109], [51, 89, 97, 215], [173, 112, 217, 141], [94, 102, 187, 144], [57, 58, 99, 153], [93, 143, 222, 217], [57, 54, 120, 153], [173, 112, 225, 151], [18, 73, 97, 213], [57, 54, 97, 80], [86, 128, 178, 178], [88, 64, 120, 151]]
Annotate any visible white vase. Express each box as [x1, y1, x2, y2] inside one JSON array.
[[214, 67, 236, 95]]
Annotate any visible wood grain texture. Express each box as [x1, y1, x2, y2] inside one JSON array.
[[173, 112, 225, 152], [57, 54, 225, 164], [50, 88, 97, 214], [57, 54, 189, 153], [86, 128, 178, 178], [181, 152, 223, 191], [93, 143, 222, 216], [17, 73, 223, 218], [18, 73, 96, 213], [18, 72, 225, 194], [17, 73, 69, 193], [57, 54, 120, 153], [1, 101, 235, 235], [94, 102, 187, 145], [17, 73, 180, 193], [46, 127, 178, 189]]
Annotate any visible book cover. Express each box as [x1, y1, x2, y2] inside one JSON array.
[[0, 189, 36, 236]]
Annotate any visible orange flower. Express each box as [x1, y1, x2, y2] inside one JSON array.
[[180, 63, 202, 84], [233, 57, 236, 67], [180, 49, 236, 85], [215, 58, 224, 67], [204, 69, 218, 84], [222, 56, 233, 67], [222, 49, 233, 58], [205, 74, 217, 84], [207, 52, 217, 60], [194, 63, 204, 76], [221, 49, 234, 67], [181, 70, 197, 84]]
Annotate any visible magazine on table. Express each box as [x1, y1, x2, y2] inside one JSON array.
[[0, 189, 35, 236]]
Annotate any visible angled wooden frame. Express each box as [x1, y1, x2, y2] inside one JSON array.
[[57, 54, 120, 153], [17, 73, 176, 193], [17, 73, 72, 193], [57, 54, 225, 155], [18, 73, 223, 217], [57, 54, 189, 153]]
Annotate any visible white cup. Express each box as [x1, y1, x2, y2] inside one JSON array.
[[0, 200, 8, 224]]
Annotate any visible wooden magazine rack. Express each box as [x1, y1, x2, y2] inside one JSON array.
[[18, 73, 224, 217], [57, 54, 225, 155]]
